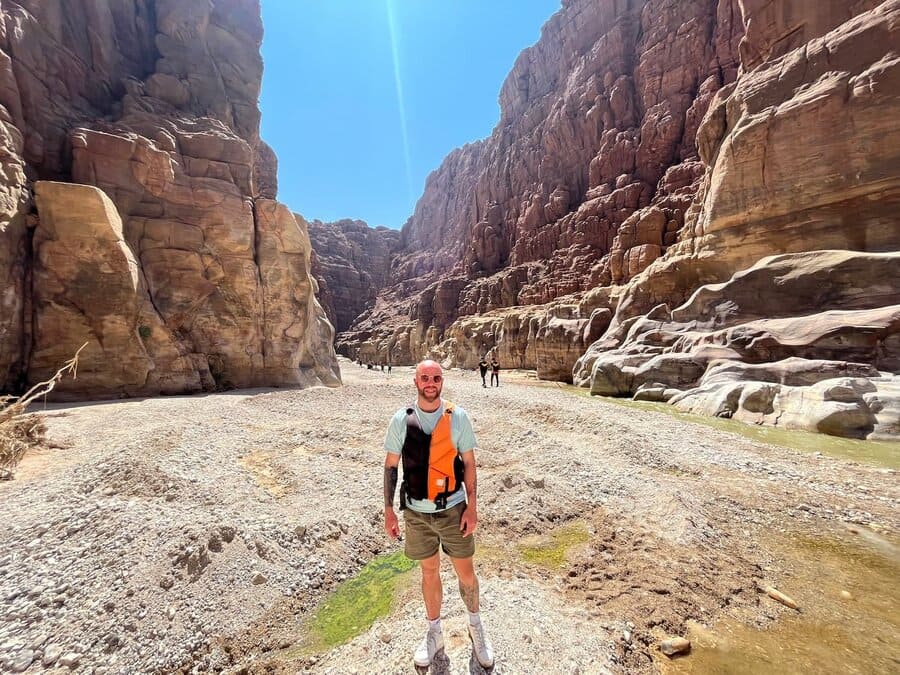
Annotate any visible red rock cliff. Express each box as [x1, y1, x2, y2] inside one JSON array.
[[341, 0, 743, 358], [0, 0, 339, 398]]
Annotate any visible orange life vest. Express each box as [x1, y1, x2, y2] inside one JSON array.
[[400, 401, 464, 509]]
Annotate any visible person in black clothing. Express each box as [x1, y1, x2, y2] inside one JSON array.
[[490, 359, 500, 387], [478, 358, 488, 387]]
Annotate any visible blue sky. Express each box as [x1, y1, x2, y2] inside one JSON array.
[[259, 0, 561, 230]]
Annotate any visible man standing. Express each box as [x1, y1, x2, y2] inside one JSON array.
[[478, 357, 489, 388], [383, 360, 494, 672], [490, 358, 500, 387]]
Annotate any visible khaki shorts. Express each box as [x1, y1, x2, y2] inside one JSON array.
[[403, 502, 475, 560]]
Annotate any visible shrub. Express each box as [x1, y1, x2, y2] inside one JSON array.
[[0, 344, 85, 479]]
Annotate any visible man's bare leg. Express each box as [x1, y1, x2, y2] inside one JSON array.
[[452, 555, 493, 667], [450, 556, 479, 612], [414, 552, 446, 670], [421, 552, 443, 619]]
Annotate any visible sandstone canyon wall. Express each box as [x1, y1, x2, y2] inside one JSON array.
[[307, 218, 401, 335], [336, 0, 900, 439], [573, 0, 900, 439], [0, 0, 339, 399], [338, 0, 745, 363]]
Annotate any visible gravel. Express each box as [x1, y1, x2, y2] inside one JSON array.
[[0, 358, 896, 674]]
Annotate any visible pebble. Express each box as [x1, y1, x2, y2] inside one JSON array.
[[252, 572, 268, 585], [660, 636, 691, 656], [8, 650, 35, 672], [764, 586, 800, 611], [58, 652, 82, 668], [42, 643, 63, 666]]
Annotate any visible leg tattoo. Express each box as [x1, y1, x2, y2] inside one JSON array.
[[458, 577, 480, 613]]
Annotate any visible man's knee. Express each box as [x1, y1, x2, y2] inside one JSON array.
[[457, 569, 476, 587], [451, 556, 476, 584], [420, 554, 440, 578]]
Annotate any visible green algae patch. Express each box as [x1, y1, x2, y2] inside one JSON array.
[[560, 384, 900, 469], [290, 551, 418, 656], [519, 522, 590, 569]]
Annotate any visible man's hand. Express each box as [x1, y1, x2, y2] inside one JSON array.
[[385, 509, 401, 540], [460, 505, 478, 537]]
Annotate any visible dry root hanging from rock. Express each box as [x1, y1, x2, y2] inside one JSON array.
[[0, 344, 85, 478]]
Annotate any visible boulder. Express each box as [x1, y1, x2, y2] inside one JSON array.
[[576, 250, 900, 438], [673, 371, 899, 440]]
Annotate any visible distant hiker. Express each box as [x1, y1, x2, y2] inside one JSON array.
[[490, 358, 500, 387], [388, 364, 392, 374], [478, 358, 488, 387], [381, 363, 385, 372], [383, 360, 494, 672]]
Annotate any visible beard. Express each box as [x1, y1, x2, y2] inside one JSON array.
[[416, 382, 442, 403]]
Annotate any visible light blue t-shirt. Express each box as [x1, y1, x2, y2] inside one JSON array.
[[384, 400, 476, 513]]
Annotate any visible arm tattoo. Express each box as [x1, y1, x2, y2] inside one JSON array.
[[458, 577, 480, 613], [384, 466, 398, 508]]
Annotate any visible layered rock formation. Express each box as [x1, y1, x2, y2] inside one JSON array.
[[340, 0, 745, 362], [0, 0, 339, 398], [338, 0, 900, 438], [307, 218, 400, 334]]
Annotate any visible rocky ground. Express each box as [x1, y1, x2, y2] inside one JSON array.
[[0, 358, 897, 674]]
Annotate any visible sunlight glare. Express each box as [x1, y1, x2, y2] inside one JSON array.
[[385, 0, 415, 204]]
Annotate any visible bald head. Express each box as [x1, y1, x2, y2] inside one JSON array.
[[415, 359, 443, 378], [413, 360, 443, 410]]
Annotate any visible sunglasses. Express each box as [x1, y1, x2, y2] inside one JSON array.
[[417, 374, 443, 383]]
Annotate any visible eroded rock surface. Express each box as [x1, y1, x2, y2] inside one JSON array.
[[0, 0, 339, 397], [32, 182, 198, 397], [575, 251, 900, 439], [571, 2, 900, 438]]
